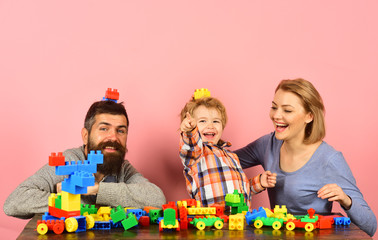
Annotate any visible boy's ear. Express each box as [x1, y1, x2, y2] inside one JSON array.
[[81, 128, 89, 145]]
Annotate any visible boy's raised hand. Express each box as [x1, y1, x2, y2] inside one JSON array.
[[181, 112, 196, 132], [261, 171, 277, 188]]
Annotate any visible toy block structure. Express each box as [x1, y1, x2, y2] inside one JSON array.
[[334, 217, 351, 226], [187, 207, 216, 215], [102, 88, 119, 102], [225, 190, 249, 214], [193, 88, 211, 100], [38, 151, 103, 235]]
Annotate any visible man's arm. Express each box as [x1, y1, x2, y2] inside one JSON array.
[[3, 164, 65, 219], [95, 160, 166, 208]]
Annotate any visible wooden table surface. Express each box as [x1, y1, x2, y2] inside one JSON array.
[[17, 214, 372, 239]]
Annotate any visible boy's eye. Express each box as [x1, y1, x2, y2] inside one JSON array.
[[199, 120, 206, 123]]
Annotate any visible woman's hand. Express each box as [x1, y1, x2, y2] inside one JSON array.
[[318, 183, 352, 210]]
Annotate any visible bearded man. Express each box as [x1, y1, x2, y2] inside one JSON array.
[[4, 100, 166, 219]]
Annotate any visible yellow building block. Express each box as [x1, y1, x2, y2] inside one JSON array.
[[97, 206, 111, 221], [229, 214, 244, 230], [61, 191, 81, 211], [187, 207, 216, 215], [273, 205, 287, 215], [263, 207, 274, 217], [48, 193, 57, 207], [193, 88, 211, 100]]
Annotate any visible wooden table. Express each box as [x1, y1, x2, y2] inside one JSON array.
[[17, 214, 372, 239]]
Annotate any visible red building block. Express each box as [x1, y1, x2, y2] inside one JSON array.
[[105, 88, 119, 100], [49, 206, 80, 219], [139, 216, 150, 227], [49, 152, 65, 166]]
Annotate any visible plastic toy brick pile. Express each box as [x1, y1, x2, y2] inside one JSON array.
[[36, 150, 351, 235]]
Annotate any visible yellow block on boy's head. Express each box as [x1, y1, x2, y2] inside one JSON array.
[[193, 88, 211, 100]]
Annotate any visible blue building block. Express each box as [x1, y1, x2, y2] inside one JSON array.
[[42, 212, 62, 221], [74, 216, 87, 232], [61, 177, 88, 194], [334, 217, 351, 226], [127, 209, 143, 220], [55, 161, 78, 175], [102, 97, 118, 103], [77, 160, 97, 173], [70, 171, 95, 187], [93, 221, 111, 230], [110, 220, 123, 228], [245, 207, 267, 225], [87, 150, 104, 165]]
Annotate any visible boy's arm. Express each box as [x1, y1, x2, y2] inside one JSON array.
[[179, 127, 203, 168]]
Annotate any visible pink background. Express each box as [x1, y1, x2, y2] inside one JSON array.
[[1, 1, 377, 238]]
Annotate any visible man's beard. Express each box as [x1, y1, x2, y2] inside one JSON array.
[[87, 137, 127, 176]]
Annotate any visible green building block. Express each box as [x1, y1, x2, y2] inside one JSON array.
[[149, 209, 163, 224], [122, 213, 138, 230], [110, 205, 127, 223], [55, 195, 62, 209], [163, 208, 176, 226], [81, 204, 98, 215]]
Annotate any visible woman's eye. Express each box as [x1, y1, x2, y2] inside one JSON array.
[[271, 106, 277, 110]]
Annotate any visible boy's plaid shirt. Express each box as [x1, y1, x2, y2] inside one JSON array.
[[179, 127, 264, 208]]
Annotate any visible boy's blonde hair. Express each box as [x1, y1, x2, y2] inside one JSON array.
[[275, 78, 326, 144], [180, 97, 228, 129]]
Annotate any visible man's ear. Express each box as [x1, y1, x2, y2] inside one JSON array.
[[81, 128, 89, 145]]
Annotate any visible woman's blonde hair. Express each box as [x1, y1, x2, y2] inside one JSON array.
[[276, 78, 326, 144]]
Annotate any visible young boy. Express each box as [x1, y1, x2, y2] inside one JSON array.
[[179, 93, 276, 208]]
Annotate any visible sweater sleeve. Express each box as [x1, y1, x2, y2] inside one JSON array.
[[96, 161, 166, 208], [234, 134, 272, 169], [3, 164, 65, 219], [325, 152, 377, 237]]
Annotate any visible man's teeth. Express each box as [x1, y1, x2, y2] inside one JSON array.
[[105, 146, 115, 149]]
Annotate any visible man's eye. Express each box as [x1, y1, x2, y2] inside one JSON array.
[[118, 129, 126, 134], [100, 127, 107, 131]]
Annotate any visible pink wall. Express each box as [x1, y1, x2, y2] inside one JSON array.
[[1, 1, 377, 238]]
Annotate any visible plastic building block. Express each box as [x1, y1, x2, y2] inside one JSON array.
[[121, 213, 139, 230], [70, 171, 95, 187], [229, 214, 245, 230], [61, 191, 81, 211], [110, 206, 126, 223], [97, 207, 111, 221], [193, 88, 211, 100], [139, 216, 150, 227], [159, 208, 180, 232], [253, 216, 284, 230], [87, 150, 104, 165], [105, 88, 119, 101], [210, 204, 225, 217], [245, 207, 267, 225], [190, 217, 224, 230], [225, 190, 248, 214], [149, 209, 163, 224], [49, 206, 80, 219], [81, 204, 97, 215], [36, 219, 65, 235], [93, 221, 111, 230], [61, 177, 88, 194], [127, 209, 144, 220], [334, 217, 351, 225], [187, 207, 216, 215], [49, 152, 65, 166], [143, 206, 160, 213]]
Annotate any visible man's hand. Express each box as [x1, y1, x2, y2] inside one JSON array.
[[260, 171, 277, 188], [56, 182, 62, 193], [83, 182, 99, 196], [318, 183, 352, 210], [180, 112, 196, 132]]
